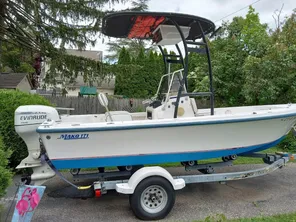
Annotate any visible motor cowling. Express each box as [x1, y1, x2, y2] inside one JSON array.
[[14, 105, 58, 164], [14, 105, 59, 184], [15, 105, 59, 127]]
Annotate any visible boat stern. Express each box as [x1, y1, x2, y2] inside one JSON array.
[[14, 105, 59, 185]]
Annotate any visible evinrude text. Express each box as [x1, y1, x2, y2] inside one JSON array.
[[20, 114, 47, 121]]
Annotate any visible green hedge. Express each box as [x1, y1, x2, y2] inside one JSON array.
[[0, 90, 52, 169], [277, 131, 296, 152], [0, 136, 12, 197]]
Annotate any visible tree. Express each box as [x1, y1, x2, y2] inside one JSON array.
[[189, 17, 249, 106], [117, 47, 131, 65], [240, 6, 270, 57], [242, 9, 296, 105], [188, 6, 296, 107], [1, 41, 34, 73], [113, 46, 164, 98], [114, 47, 134, 96], [280, 9, 296, 46], [136, 46, 145, 64], [0, 0, 143, 88], [106, 38, 154, 62]]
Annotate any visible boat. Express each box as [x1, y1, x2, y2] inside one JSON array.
[[15, 11, 296, 184]]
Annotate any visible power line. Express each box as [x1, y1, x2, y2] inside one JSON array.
[[214, 0, 263, 23]]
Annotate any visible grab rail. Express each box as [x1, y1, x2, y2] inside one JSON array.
[[160, 69, 188, 111], [155, 68, 185, 98]]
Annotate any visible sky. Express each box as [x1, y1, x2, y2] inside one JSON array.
[[91, 0, 296, 59]]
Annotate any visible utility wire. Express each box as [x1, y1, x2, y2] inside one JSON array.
[[214, 0, 263, 23]]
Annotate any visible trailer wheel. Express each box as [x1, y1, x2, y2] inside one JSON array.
[[117, 166, 133, 172], [129, 176, 175, 220], [222, 156, 229, 162], [117, 165, 144, 173], [70, 168, 81, 175], [198, 168, 214, 174], [229, 155, 237, 160], [180, 161, 197, 166], [187, 160, 197, 166]]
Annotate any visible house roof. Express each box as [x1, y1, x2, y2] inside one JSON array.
[[36, 88, 63, 95], [71, 76, 115, 89], [99, 78, 115, 89], [66, 49, 103, 62], [0, 73, 30, 89], [40, 49, 106, 90]]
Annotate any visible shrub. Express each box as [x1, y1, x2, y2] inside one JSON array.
[[0, 136, 12, 197], [0, 89, 52, 169], [277, 131, 296, 152], [135, 106, 145, 112]]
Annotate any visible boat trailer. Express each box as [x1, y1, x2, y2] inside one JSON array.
[[55, 152, 295, 221]]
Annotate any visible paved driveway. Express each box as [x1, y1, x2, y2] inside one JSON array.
[[2, 164, 296, 221]]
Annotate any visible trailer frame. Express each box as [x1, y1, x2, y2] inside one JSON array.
[[86, 152, 296, 220]]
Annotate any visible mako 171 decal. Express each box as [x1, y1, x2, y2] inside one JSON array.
[[58, 134, 89, 140]]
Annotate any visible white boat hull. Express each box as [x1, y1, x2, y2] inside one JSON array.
[[37, 104, 296, 169]]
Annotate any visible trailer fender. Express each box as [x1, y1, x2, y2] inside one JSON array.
[[115, 166, 185, 194]]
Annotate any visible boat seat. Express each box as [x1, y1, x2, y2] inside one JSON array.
[[190, 98, 198, 116], [98, 93, 133, 122], [105, 111, 133, 122]]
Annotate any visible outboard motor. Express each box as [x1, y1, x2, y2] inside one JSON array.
[[14, 105, 60, 185]]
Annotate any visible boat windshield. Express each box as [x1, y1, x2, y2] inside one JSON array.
[[156, 69, 186, 101]]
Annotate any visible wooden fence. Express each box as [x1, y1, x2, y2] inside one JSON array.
[[43, 95, 210, 115], [43, 96, 147, 114]]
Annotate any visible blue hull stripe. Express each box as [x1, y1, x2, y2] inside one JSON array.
[[51, 136, 285, 169], [37, 112, 296, 133]]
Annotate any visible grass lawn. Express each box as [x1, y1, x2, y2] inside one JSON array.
[[157, 146, 296, 168], [200, 147, 280, 165], [196, 212, 296, 222], [72, 146, 295, 172], [230, 213, 296, 222], [68, 146, 295, 173]]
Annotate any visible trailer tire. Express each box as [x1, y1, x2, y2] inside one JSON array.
[[117, 166, 132, 172], [222, 156, 229, 162], [198, 168, 214, 174], [117, 165, 144, 173], [129, 176, 175, 220]]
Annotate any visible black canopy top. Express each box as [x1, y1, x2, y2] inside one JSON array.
[[102, 11, 215, 41]]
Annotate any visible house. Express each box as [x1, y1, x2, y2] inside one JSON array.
[[40, 49, 115, 96], [33, 88, 64, 96], [0, 73, 33, 92], [66, 49, 103, 61]]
